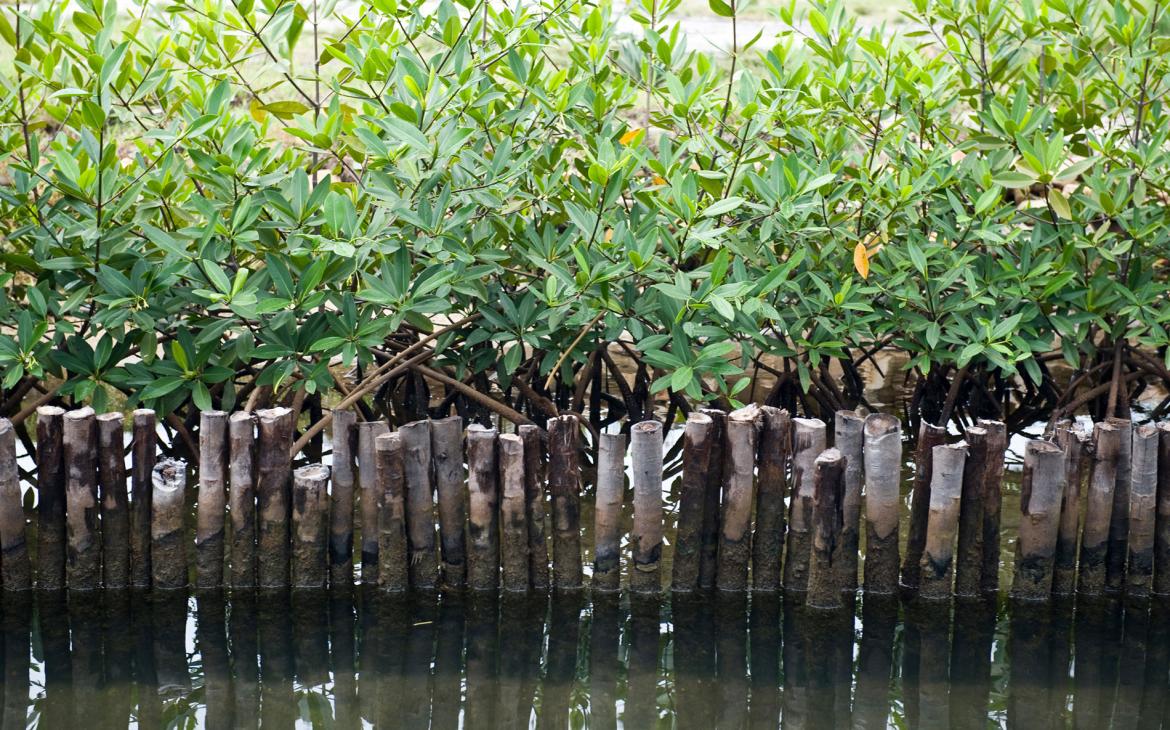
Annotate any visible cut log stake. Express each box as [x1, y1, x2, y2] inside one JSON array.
[[151, 458, 188, 590], [291, 464, 329, 589], [592, 432, 626, 592], [1105, 417, 1133, 594], [1156, 423, 1170, 596], [631, 420, 664, 594], [1011, 440, 1067, 601], [672, 413, 715, 592], [375, 433, 408, 592], [256, 407, 294, 589], [328, 408, 357, 588], [519, 424, 549, 592], [834, 410, 865, 594], [1053, 423, 1088, 596], [1126, 423, 1160, 598], [902, 421, 947, 591], [954, 427, 990, 598], [400, 420, 438, 589], [718, 407, 759, 592], [432, 416, 467, 590], [130, 409, 156, 588], [698, 408, 728, 590], [499, 434, 529, 593], [978, 420, 1007, 595], [919, 442, 969, 601], [97, 413, 130, 591], [752, 407, 790, 592], [466, 425, 500, 591], [0, 419, 31, 591], [805, 448, 846, 609], [356, 421, 389, 586], [35, 407, 66, 590], [1079, 421, 1120, 596], [784, 417, 826, 592], [548, 415, 583, 590], [229, 412, 257, 589], [63, 408, 100, 591], [196, 411, 228, 590], [863, 414, 903, 596]]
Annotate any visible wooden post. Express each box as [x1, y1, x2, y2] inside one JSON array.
[[919, 442, 968, 600], [256, 407, 293, 589], [548, 415, 583, 590], [130, 409, 156, 588], [902, 421, 947, 591], [400, 420, 438, 590], [718, 407, 759, 592], [1126, 423, 1160, 598], [698, 408, 727, 589], [356, 420, 389, 585], [672, 413, 715, 592], [35, 406, 66, 590], [1011, 440, 1067, 601], [1053, 423, 1088, 596], [196, 411, 228, 590], [834, 410, 864, 594], [977, 420, 1007, 595], [375, 433, 408, 592], [805, 448, 846, 609], [863, 413, 902, 595], [466, 424, 500, 591], [432, 416, 467, 590], [631, 420, 664, 594], [151, 458, 188, 590], [0, 419, 31, 591], [1156, 423, 1170, 596], [229, 412, 256, 589], [96, 413, 130, 591], [291, 464, 329, 589], [1079, 421, 1120, 596], [519, 424, 549, 591], [1106, 416, 1133, 593], [752, 407, 790, 592], [954, 426, 990, 598], [592, 432, 626, 592], [784, 417, 826, 592], [63, 407, 100, 591], [328, 408, 357, 589], [500, 434, 529, 592]]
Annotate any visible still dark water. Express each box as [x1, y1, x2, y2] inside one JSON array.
[[3, 588, 1168, 729]]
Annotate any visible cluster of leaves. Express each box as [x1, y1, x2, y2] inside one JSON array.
[[0, 0, 1168, 417]]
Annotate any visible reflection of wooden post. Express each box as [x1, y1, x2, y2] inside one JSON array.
[[863, 414, 902, 595], [805, 449, 845, 609], [292, 464, 329, 589], [919, 443, 968, 600], [1156, 424, 1170, 595], [196, 411, 228, 589], [328, 408, 357, 588], [256, 407, 293, 588], [1053, 423, 1088, 596], [1011, 440, 1066, 601], [357, 421, 389, 586], [229, 412, 256, 589], [548, 415, 583, 589], [631, 420, 664, 594], [718, 407, 759, 592], [96, 413, 130, 590], [1105, 417, 1133, 593], [592, 433, 626, 592], [35, 406, 67, 590], [752, 407, 790, 592], [130, 409, 156, 588], [519, 424, 549, 591], [954, 426, 989, 598], [902, 421, 947, 591], [784, 418, 826, 592], [1126, 424, 1160, 597], [1079, 422, 1120, 596], [466, 425, 500, 592], [499, 434, 529, 592], [834, 411, 864, 595], [978, 420, 1007, 595], [375, 433, 408, 592], [64, 407, 100, 591], [672, 413, 714, 592], [400, 420, 437, 589], [151, 458, 188, 590], [0, 419, 31, 590], [432, 416, 467, 590], [698, 409, 727, 589]]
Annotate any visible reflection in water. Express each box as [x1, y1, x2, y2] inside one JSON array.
[[4, 589, 1170, 727]]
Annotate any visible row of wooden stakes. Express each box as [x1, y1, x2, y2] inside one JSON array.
[[0, 403, 1165, 602]]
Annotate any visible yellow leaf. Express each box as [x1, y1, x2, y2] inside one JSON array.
[[604, 228, 613, 242], [620, 128, 642, 145], [652, 175, 667, 186], [854, 241, 870, 279]]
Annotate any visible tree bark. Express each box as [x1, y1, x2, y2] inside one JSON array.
[[1053, 423, 1088, 596], [35, 406, 66, 590], [718, 406, 760, 592], [432, 415, 467, 590], [671, 413, 715, 592], [130, 408, 156, 588], [919, 442, 968, 601], [64, 407, 100, 591], [698, 408, 727, 590], [1155, 423, 1170, 595], [863, 413, 902, 596], [977, 420, 1007, 595], [466, 424, 500, 591], [519, 424, 549, 592], [400, 420, 438, 589], [548, 415, 583, 590], [256, 407, 294, 589], [1079, 421, 1120, 596], [1105, 416, 1133, 593], [784, 417, 826, 592], [96, 413, 129, 591], [291, 464, 329, 589], [752, 407, 790, 592], [954, 426, 989, 598], [229, 411, 257, 589], [0, 419, 31, 591], [356, 420, 389, 586], [592, 432, 626, 592], [1126, 423, 1159, 598], [500, 433, 529, 592], [902, 421, 947, 591], [151, 458, 188, 590], [833, 410, 865, 594], [328, 408, 357, 589], [631, 420, 664, 594], [196, 411, 228, 590], [1011, 440, 1066, 601], [375, 433, 408, 592], [805, 448, 846, 609]]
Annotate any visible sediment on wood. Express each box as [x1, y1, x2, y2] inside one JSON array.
[[834, 410, 865, 594], [432, 416, 467, 590], [375, 433, 408, 592], [499, 434, 529, 593], [592, 432, 626, 592], [978, 420, 1008, 595], [805, 448, 846, 609], [919, 443, 969, 601], [1011, 440, 1067, 601], [196, 411, 228, 590], [1105, 417, 1133, 594], [0, 419, 31, 591], [356, 420, 389, 586], [292, 464, 329, 589], [1053, 423, 1088, 596], [1079, 421, 1120, 596], [400, 420, 438, 590], [1156, 424, 1170, 595], [466, 425, 500, 592], [548, 415, 583, 590], [63, 407, 100, 591], [96, 413, 130, 591], [130, 409, 157, 588], [328, 408, 357, 588], [519, 424, 549, 592], [863, 414, 903, 595], [151, 458, 188, 590], [697, 408, 728, 590], [954, 426, 989, 599], [784, 417, 827, 592], [902, 421, 947, 591], [35, 406, 66, 591], [1126, 423, 1160, 598], [752, 407, 790, 592], [229, 412, 257, 589], [718, 407, 760, 592], [632, 420, 665, 594], [256, 407, 294, 588], [671, 413, 715, 592]]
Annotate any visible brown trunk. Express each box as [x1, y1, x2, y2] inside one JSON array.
[[1126, 423, 1159, 598], [229, 411, 257, 589], [256, 407, 294, 588], [96, 413, 129, 591], [548, 415, 583, 590], [805, 448, 846, 609], [1011, 440, 1066, 601], [977, 420, 1007, 595], [833, 410, 865, 594], [698, 408, 728, 589], [432, 415, 467, 590], [63, 408, 100, 591], [671, 413, 715, 592], [328, 408, 357, 588], [954, 426, 989, 598], [919, 443, 969, 601], [500, 433, 529, 592], [1155, 423, 1170, 595], [717, 406, 760, 592], [35, 406, 67, 590], [631, 420, 664, 594], [0, 419, 31, 591], [1079, 421, 1120, 596], [1105, 416, 1133, 593], [592, 432, 626, 592], [375, 433, 408, 592], [196, 411, 228, 589], [784, 417, 826, 592], [400, 420, 438, 589], [863, 414, 902, 595], [1053, 423, 1088, 596], [519, 424, 549, 592], [356, 420, 389, 585], [902, 421, 947, 591], [752, 407, 790, 592], [130, 408, 157, 588], [466, 425, 500, 591], [291, 464, 329, 589], [151, 458, 188, 590]]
